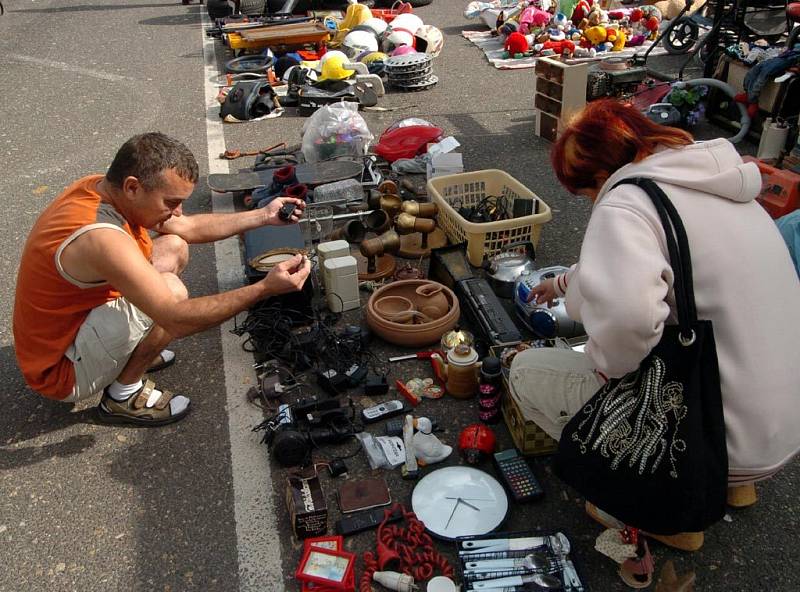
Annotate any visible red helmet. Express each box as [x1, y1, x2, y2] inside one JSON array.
[[458, 424, 497, 464]]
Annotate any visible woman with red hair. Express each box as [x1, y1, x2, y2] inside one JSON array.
[[510, 99, 800, 551]]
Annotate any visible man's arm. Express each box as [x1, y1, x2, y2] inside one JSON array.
[[81, 229, 309, 338], [158, 196, 305, 243]]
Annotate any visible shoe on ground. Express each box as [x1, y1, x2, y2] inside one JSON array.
[[727, 483, 757, 508], [586, 502, 704, 552], [97, 379, 190, 427]]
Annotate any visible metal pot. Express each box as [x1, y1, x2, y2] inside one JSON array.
[[483, 241, 536, 298]]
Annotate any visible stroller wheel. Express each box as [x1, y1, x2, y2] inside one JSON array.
[[662, 17, 699, 54]]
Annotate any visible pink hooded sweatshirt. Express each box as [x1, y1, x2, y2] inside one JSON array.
[[555, 138, 800, 481]]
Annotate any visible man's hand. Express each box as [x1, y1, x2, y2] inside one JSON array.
[[527, 277, 558, 307], [261, 254, 311, 297], [262, 196, 305, 225]]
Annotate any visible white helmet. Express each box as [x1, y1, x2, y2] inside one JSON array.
[[415, 25, 444, 57], [343, 29, 379, 59], [390, 13, 424, 35], [361, 17, 389, 37], [382, 28, 415, 53]]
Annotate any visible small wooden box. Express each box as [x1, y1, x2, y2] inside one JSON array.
[[534, 57, 588, 142], [502, 381, 559, 457], [491, 343, 560, 456], [286, 472, 328, 539]]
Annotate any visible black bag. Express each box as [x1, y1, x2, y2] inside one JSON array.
[[555, 177, 728, 535], [220, 80, 277, 122]]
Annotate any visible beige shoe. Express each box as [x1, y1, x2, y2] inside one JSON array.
[[586, 502, 704, 552], [727, 483, 757, 508]]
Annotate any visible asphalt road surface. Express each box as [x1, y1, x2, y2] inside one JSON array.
[[1, 1, 797, 591]]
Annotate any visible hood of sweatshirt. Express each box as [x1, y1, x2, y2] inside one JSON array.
[[595, 138, 762, 205]]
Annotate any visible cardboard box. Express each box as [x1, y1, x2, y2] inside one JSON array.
[[286, 472, 328, 539]]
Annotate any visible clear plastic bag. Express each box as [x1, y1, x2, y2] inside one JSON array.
[[301, 101, 373, 163], [355, 432, 406, 469]]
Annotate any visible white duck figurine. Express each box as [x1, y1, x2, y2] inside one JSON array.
[[413, 417, 453, 466]]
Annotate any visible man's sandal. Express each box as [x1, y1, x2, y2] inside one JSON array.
[[146, 350, 176, 373], [97, 379, 190, 426]]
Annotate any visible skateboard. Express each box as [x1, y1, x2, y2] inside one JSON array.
[[208, 160, 364, 193]]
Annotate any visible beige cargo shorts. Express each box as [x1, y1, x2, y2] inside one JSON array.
[[64, 298, 153, 402], [507, 347, 603, 441]]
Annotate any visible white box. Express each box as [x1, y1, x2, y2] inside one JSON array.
[[317, 240, 350, 267], [323, 255, 359, 312]]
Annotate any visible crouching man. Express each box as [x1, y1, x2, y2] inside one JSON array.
[[13, 132, 310, 426]]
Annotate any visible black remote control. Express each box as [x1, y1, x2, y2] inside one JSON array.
[[335, 505, 403, 536], [493, 448, 544, 502], [278, 202, 296, 221]]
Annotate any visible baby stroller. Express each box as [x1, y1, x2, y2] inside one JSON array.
[[657, 0, 793, 77]]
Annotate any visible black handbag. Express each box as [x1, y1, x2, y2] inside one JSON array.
[[554, 177, 728, 535]]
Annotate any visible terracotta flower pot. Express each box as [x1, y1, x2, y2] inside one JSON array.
[[366, 280, 460, 347]]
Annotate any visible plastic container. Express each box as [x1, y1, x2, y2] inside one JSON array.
[[427, 170, 552, 266]]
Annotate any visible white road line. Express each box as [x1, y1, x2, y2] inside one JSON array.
[[200, 12, 285, 592], [5, 54, 134, 82]]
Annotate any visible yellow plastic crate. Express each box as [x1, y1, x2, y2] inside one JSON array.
[[427, 170, 552, 267]]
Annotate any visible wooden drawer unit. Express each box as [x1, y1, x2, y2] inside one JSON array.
[[533, 57, 588, 142]]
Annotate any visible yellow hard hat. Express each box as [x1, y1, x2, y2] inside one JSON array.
[[317, 54, 355, 82]]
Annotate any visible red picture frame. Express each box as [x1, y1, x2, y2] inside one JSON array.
[[295, 546, 356, 591], [303, 535, 343, 553]]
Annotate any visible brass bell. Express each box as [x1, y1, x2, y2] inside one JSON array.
[[366, 189, 382, 211], [330, 219, 367, 244], [379, 193, 402, 219], [378, 180, 399, 195], [401, 200, 438, 218], [360, 229, 401, 273], [364, 209, 392, 234], [395, 212, 436, 235]]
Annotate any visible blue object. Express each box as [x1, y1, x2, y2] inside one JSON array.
[[776, 210, 800, 278]]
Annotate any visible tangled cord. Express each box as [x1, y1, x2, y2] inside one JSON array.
[[360, 504, 454, 591]]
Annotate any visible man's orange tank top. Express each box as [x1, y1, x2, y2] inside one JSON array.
[[13, 175, 153, 399]]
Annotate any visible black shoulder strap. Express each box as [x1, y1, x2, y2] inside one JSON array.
[[613, 178, 698, 337]]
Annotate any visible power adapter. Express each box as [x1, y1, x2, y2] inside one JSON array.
[[345, 364, 368, 387], [364, 373, 389, 396], [316, 369, 349, 397]]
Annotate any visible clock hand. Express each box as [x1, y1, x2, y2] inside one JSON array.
[[445, 496, 494, 502], [459, 499, 481, 511], [444, 498, 461, 530]]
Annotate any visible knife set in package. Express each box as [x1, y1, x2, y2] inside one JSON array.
[[456, 530, 588, 591]]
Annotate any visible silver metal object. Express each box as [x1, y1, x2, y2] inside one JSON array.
[[472, 573, 562, 590], [463, 552, 549, 572], [484, 241, 536, 298], [460, 533, 570, 556], [513, 267, 585, 339]]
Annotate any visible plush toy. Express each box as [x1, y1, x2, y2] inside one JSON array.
[[609, 26, 627, 51], [583, 24, 615, 51], [518, 6, 552, 35], [541, 39, 576, 57], [644, 0, 688, 20], [627, 33, 646, 46], [504, 31, 530, 57], [571, 0, 594, 26], [573, 46, 597, 58]]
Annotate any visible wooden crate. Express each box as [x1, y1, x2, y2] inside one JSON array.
[[491, 342, 560, 456], [502, 380, 559, 457]]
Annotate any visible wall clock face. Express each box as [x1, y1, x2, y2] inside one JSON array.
[[411, 466, 509, 540]]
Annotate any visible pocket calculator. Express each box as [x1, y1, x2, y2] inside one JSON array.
[[493, 448, 544, 502]]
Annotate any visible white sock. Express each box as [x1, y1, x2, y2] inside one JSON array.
[[159, 349, 175, 365], [107, 379, 143, 402]]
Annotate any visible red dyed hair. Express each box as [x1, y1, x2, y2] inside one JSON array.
[[551, 99, 693, 194]]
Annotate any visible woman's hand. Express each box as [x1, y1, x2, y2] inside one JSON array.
[[527, 277, 558, 307], [262, 196, 306, 225]]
